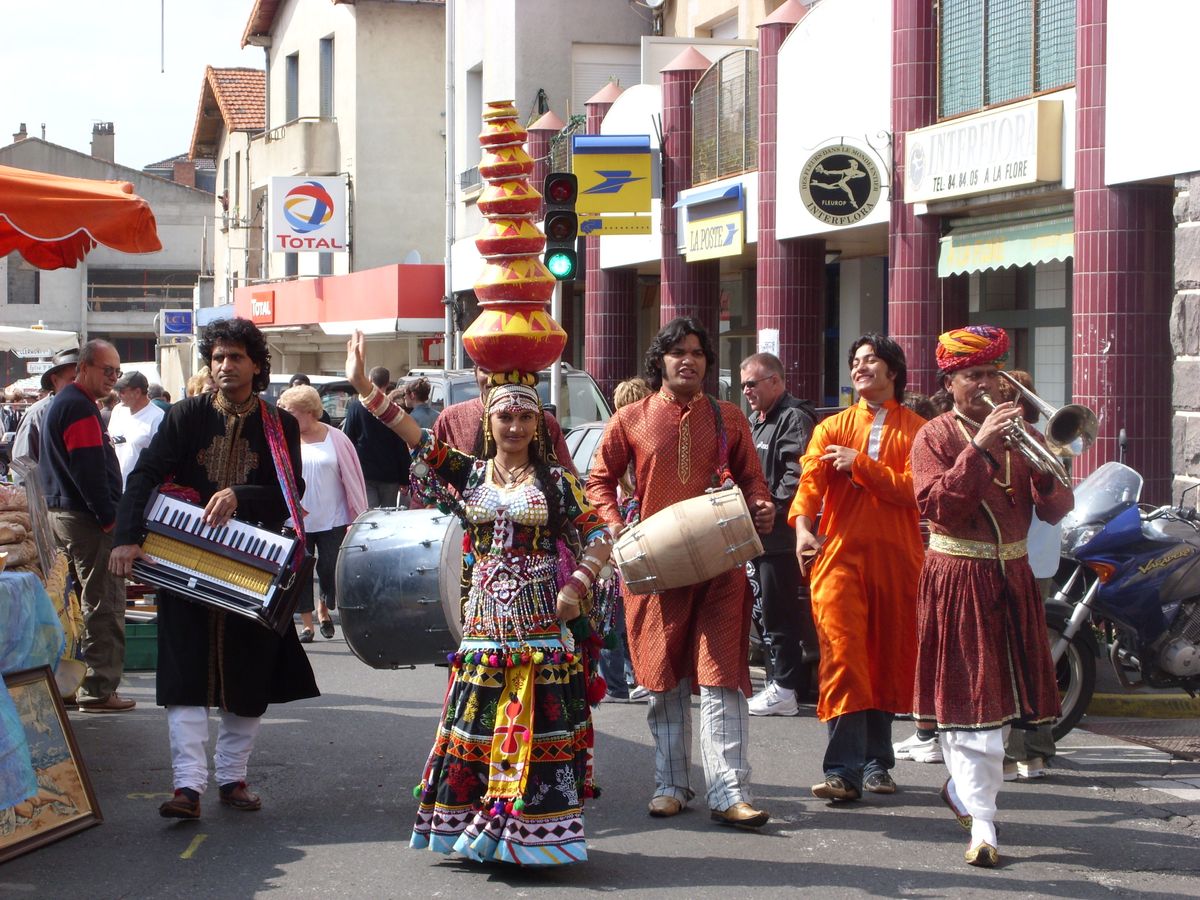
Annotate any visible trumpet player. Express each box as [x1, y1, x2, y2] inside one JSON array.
[[910, 325, 1074, 868]]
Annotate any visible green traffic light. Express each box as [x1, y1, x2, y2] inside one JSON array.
[[546, 251, 576, 279]]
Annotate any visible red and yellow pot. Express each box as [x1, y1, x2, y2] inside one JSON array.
[[463, 303, 568, 373]]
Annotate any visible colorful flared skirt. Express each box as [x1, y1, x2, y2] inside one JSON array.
[[410, 626, 595, 866]]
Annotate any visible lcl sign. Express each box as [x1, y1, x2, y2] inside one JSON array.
[[250, 291, 275, 325]]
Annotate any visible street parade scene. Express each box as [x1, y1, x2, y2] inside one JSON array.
[[1, 0, 1199, 897]]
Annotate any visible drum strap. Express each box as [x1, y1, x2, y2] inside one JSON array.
[[706, 396, 733, 489]]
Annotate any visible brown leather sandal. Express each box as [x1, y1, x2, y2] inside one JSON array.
[[219, 781, 262, 811]]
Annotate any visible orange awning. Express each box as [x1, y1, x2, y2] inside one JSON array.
[[0, 164, 162, 270]]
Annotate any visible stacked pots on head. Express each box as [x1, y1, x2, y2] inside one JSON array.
[[463, 100, 568, 375]]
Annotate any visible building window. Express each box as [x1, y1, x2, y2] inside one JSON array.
[[938, 0, 1075, 119], [5, 254, 40, 304], [318, 253, 333, 276], [284, 253, 298, 278], [692, 49, 758, 186], [285, 52, 300, 122], [86, 268, 198, 312], [234, 151, 241, 218], [319, 37, 335, 118]]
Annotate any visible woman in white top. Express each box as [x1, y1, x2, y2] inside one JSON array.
[[278, 386, 368, 642]]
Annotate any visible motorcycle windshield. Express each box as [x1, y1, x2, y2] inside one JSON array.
[[1062, 462, 1143, 528]]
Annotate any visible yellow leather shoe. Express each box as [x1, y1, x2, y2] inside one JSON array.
[[710, 801, 769, 828], [648, 795, 684, 817], [965, 842, 999, 868]]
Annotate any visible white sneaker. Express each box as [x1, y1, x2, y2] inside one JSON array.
[[1003, 760, 1020, 782], [1018, 757, 1048, 779], [893, 731, 944, 763], [627, 685, 651, 702], [748, 683, 799, 717]]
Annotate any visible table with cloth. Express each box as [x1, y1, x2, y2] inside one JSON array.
[[0, 571, 65, 810]]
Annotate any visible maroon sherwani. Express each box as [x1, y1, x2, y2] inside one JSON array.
[[588, 391, 770, 694], [433, 398, 575, 473], [911, 412, 1074, 729]]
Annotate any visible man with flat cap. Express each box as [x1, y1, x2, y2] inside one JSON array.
[[911, 325, 1073, 868], [108, 370, 164, 487], [11, 347, 80, 477]]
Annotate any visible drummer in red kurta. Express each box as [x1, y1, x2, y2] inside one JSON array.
[[588, 318, 773, 829], [788, 333, 925, 803], [911, 325, 1073, 868]]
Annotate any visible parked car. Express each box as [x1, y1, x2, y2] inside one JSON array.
[[405, 364, 612, 432], [561, 420, 607, 480], [263, 375, 356, 425]]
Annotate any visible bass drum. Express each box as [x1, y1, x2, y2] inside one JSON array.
[[335, 507, 464, 668]]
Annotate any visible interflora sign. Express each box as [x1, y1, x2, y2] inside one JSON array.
[[270, 176, 348, 252], [799, 144, 882, 227], [904, 99, 1063, 203]]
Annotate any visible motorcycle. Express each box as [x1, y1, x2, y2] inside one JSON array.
[[1047, 461, 1200, 739]]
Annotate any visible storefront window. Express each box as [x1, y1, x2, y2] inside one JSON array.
[[939, 0, 1075, 119]]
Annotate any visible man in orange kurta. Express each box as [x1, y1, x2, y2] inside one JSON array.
[[789, 333, 925, 802], [589, 318, 773, 829]]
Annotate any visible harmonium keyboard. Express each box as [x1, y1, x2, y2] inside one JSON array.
[[132, 489, 306, 635]]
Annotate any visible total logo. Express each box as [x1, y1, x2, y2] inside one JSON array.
[[276, 180, 345, 250]]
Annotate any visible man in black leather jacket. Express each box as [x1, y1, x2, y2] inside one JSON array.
[[741, 352, 818, 716]]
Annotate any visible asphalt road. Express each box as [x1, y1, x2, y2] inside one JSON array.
[[2, 635, 1198, 899]]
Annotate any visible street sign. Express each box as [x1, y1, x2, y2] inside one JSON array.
[[13, 347, 56, 359], [579, 215, 653, 236], [571, 135, 653, 215], [26, 360, 52, 375]]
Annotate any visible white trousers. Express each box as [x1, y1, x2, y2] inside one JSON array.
[[167, 705, 262, 794], [646, 678, 753, 811], [942, 727, 1005, 848]]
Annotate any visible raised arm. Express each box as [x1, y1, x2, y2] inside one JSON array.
[[345, 330, 423, 447]]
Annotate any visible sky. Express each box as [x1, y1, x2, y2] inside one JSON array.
[[1, 0, 262, 170]]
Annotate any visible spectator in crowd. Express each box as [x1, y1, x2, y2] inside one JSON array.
[[148, 384, 172, 413], [11, 348, 79, 477], [108, 371, 165, 487], [597, 375, 653, 704], [741, 351, 818, 717], [789, 333, 925, 802], [342, 365, 409, 507], [588, 318, 775, 829], [287, 374, 331, 424], [186, 366, 216, 397], [278, 385, 367, 642], [40, 340, 133, 713], [405, 377, 438, 429], [98, 390, 119, 426]]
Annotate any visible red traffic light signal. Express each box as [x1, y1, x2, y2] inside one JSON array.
[[543, 172, 578, 281]]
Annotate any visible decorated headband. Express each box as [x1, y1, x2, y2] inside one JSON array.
[[935, 325, 1009, 374], [486, 379, 541, 416]]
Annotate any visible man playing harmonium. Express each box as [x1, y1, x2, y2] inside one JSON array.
[[587, 317, 775, 829], [110, 317, 318, 820]]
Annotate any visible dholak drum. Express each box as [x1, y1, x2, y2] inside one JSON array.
[[335, 507, 464, 668], [612, 486, 763, 595]]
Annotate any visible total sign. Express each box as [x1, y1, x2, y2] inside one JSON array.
[[270, 176, 348, 253]]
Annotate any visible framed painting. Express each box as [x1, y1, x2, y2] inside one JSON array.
[[0, 666, 102, 863]]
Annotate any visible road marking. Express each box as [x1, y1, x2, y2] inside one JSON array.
[[180, 835, 207, 859], [1137, 778, 1200, 802], [128, 792, 174, 800]]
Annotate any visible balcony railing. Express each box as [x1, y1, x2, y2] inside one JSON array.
[[692, 49, 758, 186], [256, 116, 340, 177], [459, 166, 480, 190]]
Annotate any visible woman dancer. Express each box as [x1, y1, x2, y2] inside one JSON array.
[[277, 385, 367, 641], [345, 331, 612, 866]]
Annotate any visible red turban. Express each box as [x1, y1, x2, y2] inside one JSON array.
[[935, 325, 1009, 374]]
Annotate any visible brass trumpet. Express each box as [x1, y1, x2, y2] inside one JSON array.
[[973, 371, 1098, 490]]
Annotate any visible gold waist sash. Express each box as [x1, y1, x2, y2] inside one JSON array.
[[928, 533, 1028, 561]]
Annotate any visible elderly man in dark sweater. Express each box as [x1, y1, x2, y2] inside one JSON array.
[[342, 365, 408, 506], [40, 339, 133, 712]]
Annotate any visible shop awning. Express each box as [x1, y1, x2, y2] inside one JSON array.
[[938, 215, 1073, 277]]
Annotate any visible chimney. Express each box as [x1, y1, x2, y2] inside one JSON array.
[[12, 122, 27, 142], [173, 159, 196, 188], [91, 121, 115, 162]]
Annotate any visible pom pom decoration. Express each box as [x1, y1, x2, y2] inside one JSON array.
[[587, 674, 608, 706]]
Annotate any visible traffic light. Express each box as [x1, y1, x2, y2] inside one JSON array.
[[542, 172, 578, 280]]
